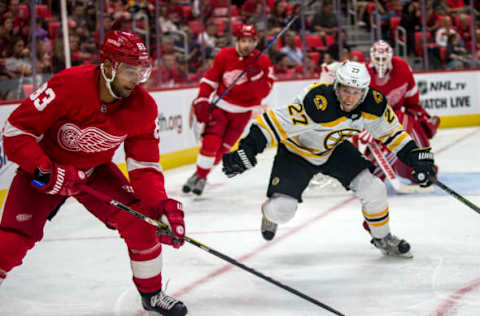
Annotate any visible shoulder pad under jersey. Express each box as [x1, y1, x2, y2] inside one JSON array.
[[302, 83, 343, 124], [358, 88, 389, 118]]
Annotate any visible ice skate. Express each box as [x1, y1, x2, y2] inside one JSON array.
[[261, 205, 277, 241], [371, 233, 413, 258], [141, 289, 187, 316], [182, 173, 206, 196]]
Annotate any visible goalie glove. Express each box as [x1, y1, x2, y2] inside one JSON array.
[[404, 146, 435, 187], [222, 145, 257, 178]]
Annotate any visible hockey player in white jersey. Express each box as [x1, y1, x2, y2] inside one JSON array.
[[222, 61, 436, 258]]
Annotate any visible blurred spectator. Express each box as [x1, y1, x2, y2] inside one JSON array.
[[71, 3, 88, 29], [456, 14, 473, 50], [272, 52, 292, 78], [327, 30, 351, 61], [146, 53, 188, 88], [295, 54, 321, 77], [4, 37, 32, 79], [267, 0, 289, 35], [446, 33, 470, 69], [311, 1, 338, 36], [206, 0, 230, 19], [425, 1, 441, 35], [192, 56, 214, 82], [4, 0, 28, 31], [158, 3, 179, 33], [280, 30, 303, 66], [35, 39, 52, 74], [435, 16, 457, 47], [446, 0, 470, 15], [197, 21, 218, 49], [94, 15, 115, 46], [401, 1, 422, 56], [0, 17, 15, 57]]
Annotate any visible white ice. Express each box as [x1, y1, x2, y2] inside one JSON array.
[[2, 127, 480, 316]]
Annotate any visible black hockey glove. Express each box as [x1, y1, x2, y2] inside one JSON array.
[[222, 146, 257, 178], [405, 147, 435, 187]]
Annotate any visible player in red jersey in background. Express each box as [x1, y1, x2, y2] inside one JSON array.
[[362, 40, 440, 185], [183, 24, 274, 196], [0, 31, 187, 316]]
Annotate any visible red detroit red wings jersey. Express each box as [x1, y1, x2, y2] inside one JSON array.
[[199, 47, 274, 112], [3, 65, 167, 204], [367, 56, 420, 112]]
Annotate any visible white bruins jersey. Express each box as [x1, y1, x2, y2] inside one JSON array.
[[253, 83, 412, 166]]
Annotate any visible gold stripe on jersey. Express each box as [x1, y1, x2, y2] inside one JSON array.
[[307, 82, 330, 93], [281, 138, 332, 158], [377, 126, 403, 142], [267, 109, 288, 140], [319, 116, 348, 128], [386, 132, 409, 152], [361, 112, 380, 120], [255, 116, 275, 144]]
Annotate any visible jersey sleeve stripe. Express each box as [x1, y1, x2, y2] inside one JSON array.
[[405, 85, 418, 98], [262, 112, 281, 142], [2, 120, 43, 141], [382, 130, 404, 146], [200, 77, 219, 89], [386, 132, 409, 152], [127, 157, 163, 173], [267, 109, 288, 140], [256, 115, 276, 144]]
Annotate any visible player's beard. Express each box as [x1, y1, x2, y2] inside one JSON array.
[[112, 81, 133, 98]]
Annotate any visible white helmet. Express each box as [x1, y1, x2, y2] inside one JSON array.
[[334, 60, 371, 103], [370, 40, 393, 78]]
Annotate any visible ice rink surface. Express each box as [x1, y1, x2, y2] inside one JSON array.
[[2, 127, 480, 316]]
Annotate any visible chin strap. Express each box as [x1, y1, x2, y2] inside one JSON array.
[[100, 63, 121, 99]]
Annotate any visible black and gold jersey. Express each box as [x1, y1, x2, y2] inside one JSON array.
[[251, 82, 412, 166]]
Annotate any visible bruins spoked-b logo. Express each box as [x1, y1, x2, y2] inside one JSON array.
[[313, 95, 328, 111], [323, 128, 359, 150]]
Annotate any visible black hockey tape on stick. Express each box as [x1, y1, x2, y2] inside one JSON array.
[[210, 0, 318, 108], [79, 184, 345, 316], [431, 177, 480, 214]]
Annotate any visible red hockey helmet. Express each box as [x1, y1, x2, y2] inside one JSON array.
[[100, 30, 152, 83], [235, 24, 257, 39]]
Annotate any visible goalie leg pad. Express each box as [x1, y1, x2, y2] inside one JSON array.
[[262, 193, 298, 224], [350, 169, 390, 238]]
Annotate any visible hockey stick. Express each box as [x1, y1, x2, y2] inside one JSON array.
[[79, 184, 345, 316], [431, 177, 480, 214], [367, 140, 434, 194], [211, 0, 317, 107]]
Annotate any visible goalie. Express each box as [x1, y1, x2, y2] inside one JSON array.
[[361, 40, 440, 186], [222, 61, 436, 258]]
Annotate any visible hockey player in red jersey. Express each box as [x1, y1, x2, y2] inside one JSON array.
[[364, 40, 440, 185], [182, 24, 274, 196], [0, 31, 187, 316]]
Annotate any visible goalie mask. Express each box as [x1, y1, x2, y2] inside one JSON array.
[[100, 30, 152, 98], [370, 40, 393, 79], [334, 60, 371, 111]]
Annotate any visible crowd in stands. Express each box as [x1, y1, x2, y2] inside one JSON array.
[[0, 0, 479, 100]]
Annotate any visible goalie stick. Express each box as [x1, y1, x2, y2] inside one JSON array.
[[78, 184, 345, 316], [367, 140, 434, 194]]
